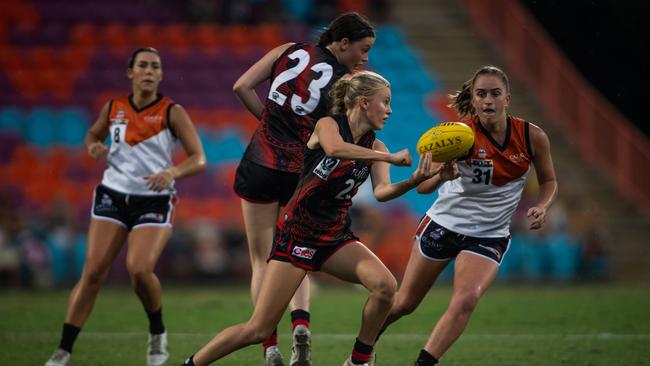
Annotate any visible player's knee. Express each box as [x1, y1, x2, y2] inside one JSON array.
[[244, 322, 275, 343], [127, 266, 153, 285], [83, 267, 107, 287], [393, 297, 418, 316], [450, 291, 481, 315], [369, 273, 397, 304]]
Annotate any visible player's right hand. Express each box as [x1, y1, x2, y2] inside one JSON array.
[[87, 142, 108, 159], [390, 149, 412, 166]]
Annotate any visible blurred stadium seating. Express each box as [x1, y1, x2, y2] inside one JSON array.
[[0, 0, 607, 288]]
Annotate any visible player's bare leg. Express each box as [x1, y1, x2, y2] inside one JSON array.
[[191, 260, 307, 366], [45, 219, 127, 366], [322, 242, 397, 365], [423, 252, 498, 360], [385, 241, 450, 328], [127, 226, 172, 366]]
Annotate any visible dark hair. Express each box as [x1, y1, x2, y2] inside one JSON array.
[[127, 47, 161, 68], [329, 71, 390, 115], [317, 12, 375, 47], [449, 65, 510, 119]]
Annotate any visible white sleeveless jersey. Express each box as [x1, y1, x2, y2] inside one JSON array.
[[102, 95, 177, 195], [427, 116, 534, 237]]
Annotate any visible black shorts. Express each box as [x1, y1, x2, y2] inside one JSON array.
[[269, 226, 358, 271], [415, 216, 510, 265], [234, 158, 300, 206], [91, 184, 177, 231]]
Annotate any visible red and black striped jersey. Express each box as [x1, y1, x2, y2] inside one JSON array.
[[277, 114, 376, 246], [243, 43, 350, 173]]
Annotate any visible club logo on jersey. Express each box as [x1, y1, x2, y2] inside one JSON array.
[[292, 246, 316, 259], [139, 212, 165, 222], [111, 109, 128, 125], [477, 147, 487, 159], [313, 156, 340, 180]]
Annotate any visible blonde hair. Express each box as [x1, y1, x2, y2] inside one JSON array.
[[449, 65, 510, 119], [329, 71, 390, 115]]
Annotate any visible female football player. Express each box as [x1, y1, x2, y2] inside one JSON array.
[[232, 12, 375, 365], [181, 71, 439, 366], [45, 47, 206, 366], [378, 65, 558, 365]]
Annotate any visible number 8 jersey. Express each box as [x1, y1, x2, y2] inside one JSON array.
[[427, 116, 534, 237], [102, 94, 177, 195], [243, 43, 350, 173]]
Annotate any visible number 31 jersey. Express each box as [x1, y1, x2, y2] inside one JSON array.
[[427, 115, 534, 237], [243, 43, 350, 173], [102, 94, 177, 195]]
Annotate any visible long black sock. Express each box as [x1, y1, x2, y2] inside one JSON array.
[[415, 349, 439, 365], [59, 323, 81, 353], [146, 307, 165, 335], [181, 355, 195, 366]]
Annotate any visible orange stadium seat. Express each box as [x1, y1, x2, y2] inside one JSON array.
[[132, 24, 161, 50], [102, 23, 132, 57], [69, 23, 98, 49], [194, 24, 223, 56], [159, 24, 192, 56]]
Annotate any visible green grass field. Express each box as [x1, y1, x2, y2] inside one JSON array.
[[2, 284, 649, 365]]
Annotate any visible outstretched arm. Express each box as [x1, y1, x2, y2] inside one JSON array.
[[233, 42, 295, 120], [308, 117, 412, 165], [370, 141, 437, 202]]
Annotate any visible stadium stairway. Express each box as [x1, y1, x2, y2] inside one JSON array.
[[391, 0, 650, 281]]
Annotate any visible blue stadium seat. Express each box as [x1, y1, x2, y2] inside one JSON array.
[[0, 107, 24, 135], [58, 107, 90, 146], [24, 107, 58, 146]]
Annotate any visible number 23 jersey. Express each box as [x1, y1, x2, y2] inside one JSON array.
[[427, 115, 534, 237], [102, 94, 177, 195], [243, 43, 350, 173]]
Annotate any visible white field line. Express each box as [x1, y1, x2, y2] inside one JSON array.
[[2, 332, 649, 341]]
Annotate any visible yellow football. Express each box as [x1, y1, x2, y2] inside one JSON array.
[[416, 122, 475, 162]]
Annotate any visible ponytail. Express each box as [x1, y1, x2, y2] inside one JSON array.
[[329, 77, 352, 115], [448, 79, 474, 119]]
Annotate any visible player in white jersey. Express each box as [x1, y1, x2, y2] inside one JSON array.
[[45, 47, 206, 366], [376, 66, 558, 366]]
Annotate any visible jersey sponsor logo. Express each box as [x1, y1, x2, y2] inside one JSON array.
[[478, 244, 501, 260], [292, 246, 316, 259], [509, 152, 527, 163], [313, 156, 340, 180], [144, 115, 163, 122], [139, 212, 165, 222], [471, 159, 493, 167]]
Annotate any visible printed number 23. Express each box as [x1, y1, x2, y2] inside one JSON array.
[[268, 49, 333, 116]]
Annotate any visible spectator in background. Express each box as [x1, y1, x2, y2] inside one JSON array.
[[45, 47, 206, 366]]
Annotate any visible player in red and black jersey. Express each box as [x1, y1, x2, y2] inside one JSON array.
[[232, 12, 376, 365], [182, 72, 440, 366]]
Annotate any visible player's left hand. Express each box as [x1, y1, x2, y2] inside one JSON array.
[[145, 170, 175, 192], [527, 206, 547, 230], [411, 152, 437, 184]]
